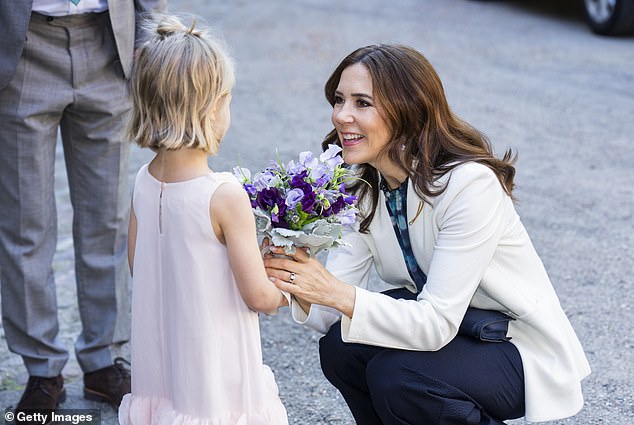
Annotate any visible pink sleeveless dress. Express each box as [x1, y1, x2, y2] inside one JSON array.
[[119, 164, 288, 425]]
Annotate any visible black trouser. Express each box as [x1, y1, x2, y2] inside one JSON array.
[[319, 294, 525, 424]]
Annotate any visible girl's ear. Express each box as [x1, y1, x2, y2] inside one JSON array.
[[210, 97, 221, 119], [211, 93, 230, 114]]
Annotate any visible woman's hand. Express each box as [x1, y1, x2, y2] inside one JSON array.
[[264, 246, 356, 318]]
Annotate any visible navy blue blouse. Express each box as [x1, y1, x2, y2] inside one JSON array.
[[380, 178, 427, 292]]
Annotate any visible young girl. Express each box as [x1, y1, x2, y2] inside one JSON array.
[[119, 15, 289, 425]]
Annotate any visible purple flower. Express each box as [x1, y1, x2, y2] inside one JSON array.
[[253, 171, 280, 191], [243, 183, 257, 196], [300, 190, 316, 212], [340, 184, 357, 204], [337, 208, 358, 226], [233, 145, 358, 234], [232, 166, 251, 183], [310, 164, 333, 187], [299, 151, 319, 169], [256, 187, 284, 211], [330, 195, 347, 215], [285, 188, 304, 208], [285, 160, 303, 175], [320, 144, 344, 170], [290, 170, 309, 187]]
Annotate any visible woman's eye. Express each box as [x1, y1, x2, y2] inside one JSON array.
[[357, 99, 371, 108], [334, 95, 344, 105]]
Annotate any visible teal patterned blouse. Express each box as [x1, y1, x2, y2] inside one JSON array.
[[380, 178, 427, 292]]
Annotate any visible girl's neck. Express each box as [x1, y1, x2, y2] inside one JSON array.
[[148, 147, 212, 183]]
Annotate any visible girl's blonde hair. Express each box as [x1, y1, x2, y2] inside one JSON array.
[[128, 15, 235, 154]]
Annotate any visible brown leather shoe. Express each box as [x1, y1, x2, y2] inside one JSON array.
[[15, 375, 66, 424], [83, 357, 131, 408]]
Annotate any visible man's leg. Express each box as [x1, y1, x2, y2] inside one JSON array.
[[59, 11, 131, 408], [0, 12, 74, 380], [0, 12, 76, 411]]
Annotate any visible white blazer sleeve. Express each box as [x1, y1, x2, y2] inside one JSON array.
[[291, 224, 374, 334], [341, 164, 508, 350]]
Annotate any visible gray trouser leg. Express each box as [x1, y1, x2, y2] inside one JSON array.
[[0, 12, 131, 377]]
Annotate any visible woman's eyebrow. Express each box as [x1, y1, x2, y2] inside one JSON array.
[[335, 90, 374, 100]]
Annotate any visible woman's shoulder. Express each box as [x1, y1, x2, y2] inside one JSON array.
[[432, 161, 504, 208], [442, 161, 496, 183], [435, 161, 499, 192]]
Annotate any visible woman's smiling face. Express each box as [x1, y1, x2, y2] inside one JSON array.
[[331, 63, 393, 170]]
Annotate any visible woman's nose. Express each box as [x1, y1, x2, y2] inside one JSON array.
[[333, 103, 354, 125]]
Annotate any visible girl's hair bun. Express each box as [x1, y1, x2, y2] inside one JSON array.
[[154, 15, 202, 38]]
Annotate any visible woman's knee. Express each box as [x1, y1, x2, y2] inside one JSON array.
[[366, 356, 465, 424], [319, 323, 380, 386], [365, 350, 516, 424], [365, 352, 420, 413], [318, 323, 346, 381]]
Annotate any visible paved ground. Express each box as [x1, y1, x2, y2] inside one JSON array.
[[1, 0, 632, 424]]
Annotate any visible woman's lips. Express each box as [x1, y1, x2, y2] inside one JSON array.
[[341, 133, 364, 147]]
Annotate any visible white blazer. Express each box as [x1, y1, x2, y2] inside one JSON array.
[[291, 162, 590, 422]]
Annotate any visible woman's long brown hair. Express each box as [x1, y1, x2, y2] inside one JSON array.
[[322, 44, 516, 233]]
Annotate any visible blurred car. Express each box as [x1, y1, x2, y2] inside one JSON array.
[[467, 0, 634, 36], [583, 0, 634, 35]]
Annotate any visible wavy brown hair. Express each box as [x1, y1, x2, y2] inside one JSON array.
[[322, 44, 516, 233]]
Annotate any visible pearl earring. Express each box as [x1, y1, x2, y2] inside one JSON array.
[[400, 144, 406, 151]]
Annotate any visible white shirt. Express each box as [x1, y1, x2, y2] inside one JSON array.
[[32, 0, 108, 16]]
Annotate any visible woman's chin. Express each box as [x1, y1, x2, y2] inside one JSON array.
[[341, 150, 364, 166]]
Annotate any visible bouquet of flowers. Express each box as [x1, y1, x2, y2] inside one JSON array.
[[233, 144, 359, 255]]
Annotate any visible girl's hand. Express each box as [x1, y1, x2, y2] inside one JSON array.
[[264, 246, 356, 318]]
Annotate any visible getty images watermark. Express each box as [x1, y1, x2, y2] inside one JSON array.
[[4, 409, 100, 425]]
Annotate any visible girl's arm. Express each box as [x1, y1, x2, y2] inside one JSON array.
[[128, 205, 137, 276], [211, 182, 287, 314]]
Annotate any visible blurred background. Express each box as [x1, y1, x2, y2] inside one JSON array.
[[1, 0, 632, 424]]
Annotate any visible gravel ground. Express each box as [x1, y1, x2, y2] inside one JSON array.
[[1, 1, 632, 424]]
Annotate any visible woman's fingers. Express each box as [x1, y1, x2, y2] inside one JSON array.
[[260, 238, 272, 258], [269, 245, 310, 262], [293, 246, 311, 261], [266, 267, 293, 283], [263, 254, 297, 272], [272, 277, 292, 291], [272, 277, 303, 297]]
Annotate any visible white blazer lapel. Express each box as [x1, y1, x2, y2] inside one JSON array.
[[406, 179, 432, 276], [369, 187, 416, 291]]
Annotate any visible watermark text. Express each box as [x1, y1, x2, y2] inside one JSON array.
[[4, 409, 100, 425]]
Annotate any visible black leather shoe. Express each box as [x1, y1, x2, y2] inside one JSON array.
[[83, 357, 131, 408], [15, 375, 66, 424]]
